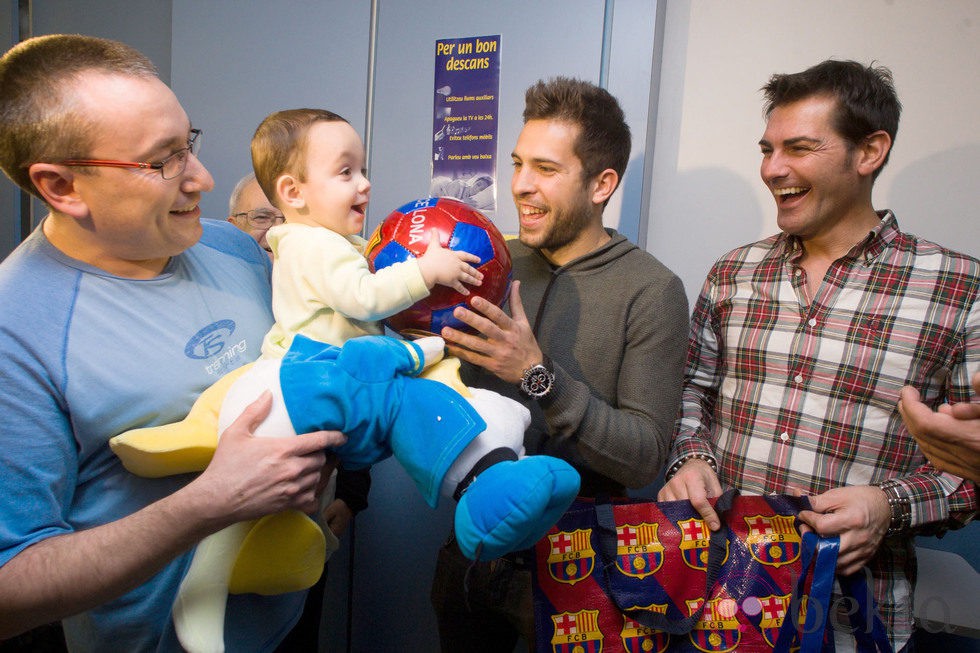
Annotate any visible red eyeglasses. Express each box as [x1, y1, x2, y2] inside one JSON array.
[[55, 129, 202, 180]]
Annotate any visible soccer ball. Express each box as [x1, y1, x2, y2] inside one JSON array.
[[365, 196, 512, 337]]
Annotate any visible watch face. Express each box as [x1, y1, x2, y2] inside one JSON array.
[[521, 364, 553, 398], [526, 371, 550, 395]]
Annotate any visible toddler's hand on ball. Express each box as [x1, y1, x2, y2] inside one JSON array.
[[418, 228, 483, 294]]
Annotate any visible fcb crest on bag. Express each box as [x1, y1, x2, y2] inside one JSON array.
[[686, 598, 741, 653], [756, 594, 792, 648], [744, 514, 802, 568], [761, 594, 812, 648], [550, 610, 603, 653], [621, 606, 670, 653], [678, 518, 724, 571], [615, 522, 664, 579], [547, 529, 595, 585]]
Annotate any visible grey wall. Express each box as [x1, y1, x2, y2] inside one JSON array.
[[171, 1, 371, 222], [0, 1, 15, 258], [362, 0, 663, 246], [168, 0, 662, 244], [31, 0, 172, 82]]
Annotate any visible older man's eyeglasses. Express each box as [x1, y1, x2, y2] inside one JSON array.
[[55, 129, 203, 180], [232, 209, 285, 228]]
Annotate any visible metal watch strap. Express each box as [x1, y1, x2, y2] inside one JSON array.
[[665, 452, 718, 481], [878, 479, 911, 536]]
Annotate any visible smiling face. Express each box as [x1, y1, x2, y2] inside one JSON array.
[[510, 119, 604, 264], [287, 121, 370, 236], [759, 95, 872, 243], [47, 72, 214, 277]]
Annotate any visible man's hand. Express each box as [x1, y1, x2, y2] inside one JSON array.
[[657, 459, 723, 531], [322, 499, 354, 538], [440, 280, 541, 384], [315, 458, 354, 536], [315, 453, 341, 501], [898, 373, 980, 483], [797, 485, 890, 575], [196, 391, 347, 526]]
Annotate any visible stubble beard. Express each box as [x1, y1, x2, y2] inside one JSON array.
[[520, 195, 593, 252]]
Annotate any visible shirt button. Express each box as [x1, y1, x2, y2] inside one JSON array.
[[808, 318, 817, 327], [780, 432, 789, 442], [794, 374, 804, 383]]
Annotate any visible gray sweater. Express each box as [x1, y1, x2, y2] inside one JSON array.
[[464, 229, 689, 497]]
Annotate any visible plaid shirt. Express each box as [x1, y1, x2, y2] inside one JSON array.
[[670, 212, 978, 648]]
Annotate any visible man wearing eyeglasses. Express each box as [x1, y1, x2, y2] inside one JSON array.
[[227, 172, 284, 259], [0, 34, 344, 652]]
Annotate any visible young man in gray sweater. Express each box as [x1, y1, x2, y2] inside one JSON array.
[[430, 76, 690, 652]]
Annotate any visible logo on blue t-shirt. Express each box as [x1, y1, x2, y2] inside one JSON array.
[[185, 319, 237, 359]]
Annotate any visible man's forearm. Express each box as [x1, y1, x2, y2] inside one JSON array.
[[0, 482, 224, 638]]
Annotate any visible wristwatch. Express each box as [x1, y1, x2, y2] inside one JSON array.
[[519, 361, 555, 400]]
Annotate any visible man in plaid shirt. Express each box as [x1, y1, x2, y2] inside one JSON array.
[[659, 59, 978, 651]]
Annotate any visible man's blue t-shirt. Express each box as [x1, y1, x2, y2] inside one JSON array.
[[0, 219, 302, 652]]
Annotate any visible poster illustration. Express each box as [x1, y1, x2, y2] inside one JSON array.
[[430, 34, 500, 213]]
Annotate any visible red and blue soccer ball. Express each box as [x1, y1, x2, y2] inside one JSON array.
[[365, 196, 512, 337]]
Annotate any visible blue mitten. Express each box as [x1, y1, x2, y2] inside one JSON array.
[[454, 456, 580, 561]]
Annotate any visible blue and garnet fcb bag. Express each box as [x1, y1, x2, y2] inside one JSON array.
[[531, 490, 892, 653]]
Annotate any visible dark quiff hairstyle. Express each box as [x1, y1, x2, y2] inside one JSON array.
[[0, 34, 159, 196], [762, 59, 901, 178], [250, 108, 350, 209], [522, 77, 631, 187]]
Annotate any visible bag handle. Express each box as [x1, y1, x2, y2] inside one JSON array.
[[594, 488, 737, 635], [839, 570, 894, 653], [773, 534, 894, 653], [773, 531, 839, 653]]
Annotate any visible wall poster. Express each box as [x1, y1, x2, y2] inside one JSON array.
[[430, 34, 501, 213]]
